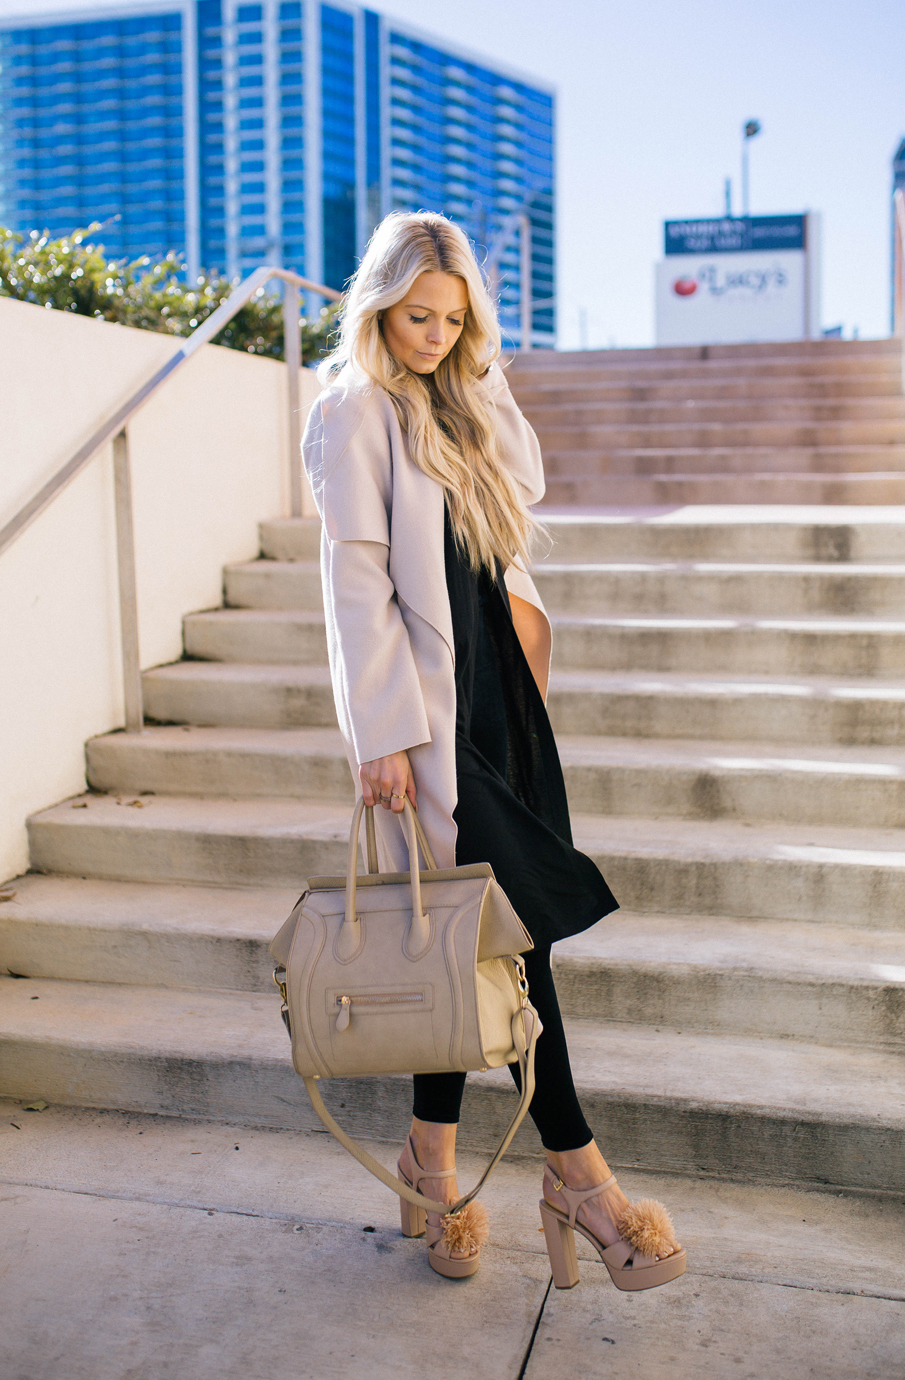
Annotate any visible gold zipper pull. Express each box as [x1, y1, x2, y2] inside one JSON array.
[[336, 995, 352, 1032]]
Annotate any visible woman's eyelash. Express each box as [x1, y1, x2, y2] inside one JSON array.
[[409, 314, 427, 323]]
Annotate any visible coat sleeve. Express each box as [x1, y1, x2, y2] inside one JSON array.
[[321, 537, 432, 765], [477, 361, 546, 506], [304, 383, 432, 765]]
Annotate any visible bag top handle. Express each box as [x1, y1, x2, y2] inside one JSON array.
[[341, 799, 437, 960]]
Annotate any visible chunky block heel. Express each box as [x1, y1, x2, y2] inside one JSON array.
[[398, 1193, 426, 1238], [540, 1166, 686, 1293], [397, 1134, 488, 1278], [539, 1199, 580, 1288]]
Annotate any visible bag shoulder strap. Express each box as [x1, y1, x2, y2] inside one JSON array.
[[302, 1002, 539, 1219]]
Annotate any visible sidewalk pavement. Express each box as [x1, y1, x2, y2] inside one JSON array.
[[2, 1097, 903, 1380]]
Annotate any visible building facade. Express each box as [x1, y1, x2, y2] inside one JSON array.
[[0, 0, 555, 345]]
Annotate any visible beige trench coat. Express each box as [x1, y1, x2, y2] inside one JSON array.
[[302, 361, 550, 872]]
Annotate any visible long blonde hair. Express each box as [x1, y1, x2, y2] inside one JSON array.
[[320, 211, 536, 570]]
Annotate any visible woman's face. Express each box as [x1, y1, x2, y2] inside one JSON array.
[[381, 271, 468, 374]]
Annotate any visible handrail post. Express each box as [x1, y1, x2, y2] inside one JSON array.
[[283, 279, 303, 518], [112, 429, 144, 734]]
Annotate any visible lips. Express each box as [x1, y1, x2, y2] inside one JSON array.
[[673, 278, 698, 297]]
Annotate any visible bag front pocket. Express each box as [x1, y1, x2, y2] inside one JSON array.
[[326, 985, 433, 1031], [322, 984, 438, 1075]]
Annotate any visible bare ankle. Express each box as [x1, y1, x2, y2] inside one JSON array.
[[546, 1139, 613, 1191], [409, 1117, 457, 1169]]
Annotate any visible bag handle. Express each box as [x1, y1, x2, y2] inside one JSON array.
[[302, 991, 540, 1220], [341, 798, 437, 962]]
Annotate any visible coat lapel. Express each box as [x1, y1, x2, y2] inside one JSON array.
[[386, 416, 454, 660]]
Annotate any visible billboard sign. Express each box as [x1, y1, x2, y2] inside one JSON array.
[[664, 215, 805, 256], [655, 213, 820, 346]]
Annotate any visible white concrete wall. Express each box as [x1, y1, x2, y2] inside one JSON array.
[[0, 297, 321, 883]]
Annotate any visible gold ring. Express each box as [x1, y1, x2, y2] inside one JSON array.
[[391, 792, 405, 799]]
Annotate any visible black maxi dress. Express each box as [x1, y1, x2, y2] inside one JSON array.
[[411, 511, 619, 1147], [444, 508, 618, 943]]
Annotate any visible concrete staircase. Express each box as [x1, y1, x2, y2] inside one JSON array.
[[3, 501, 905, 1195], [508, 338, 905, 505]]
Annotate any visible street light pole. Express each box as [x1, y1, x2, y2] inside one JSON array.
[[741, 119, 761, 217]]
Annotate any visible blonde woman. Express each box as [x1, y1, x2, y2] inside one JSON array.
[[302, 211, 685, 1291]]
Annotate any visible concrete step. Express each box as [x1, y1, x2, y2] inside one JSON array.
[[553, 912, 905, 1047], [541, 446, 905, 478], [533, 419, 905, 451], [567, 813, 905, 927], [533, 559, 905, 617], [523, 398, 905, 427], [508, 338, 901, 371], [548, 668, 905, 745], [513, 360, 903, 391], [0, 874, 296, 991], [26, 792, 905, 926], [26, 793, 352, 887], [84, 723, 905, 829], [532, 508, 905, 564], [183, 608, 328, 663], [142, 662, 336, 728], [512, 373, 904, 404], [553, 613, 905, 677], [558, 734, 905, 827], [217, 555, 905, 621], [1, 974, 901, 1191], [4, 876, 902, 1051], [178, 605, 905, 679], [86, 725, 353, 798], [258, 517, 320, 561], [266, 509, 905, 564], [542, 472, 905, 506], [223, 560, 322, 610], [144, 660, 905, 745]]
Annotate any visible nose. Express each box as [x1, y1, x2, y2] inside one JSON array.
[[426, 321, 445, 346]]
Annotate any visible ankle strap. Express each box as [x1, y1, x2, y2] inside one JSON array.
[[545, 1166, 617, 1228]]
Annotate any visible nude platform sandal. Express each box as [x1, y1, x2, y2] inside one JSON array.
[[397, 1134, 489, 1279], [539, 1166, 686, 1292]]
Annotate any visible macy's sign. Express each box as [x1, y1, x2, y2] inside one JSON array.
[[672, 262, 789, 298]]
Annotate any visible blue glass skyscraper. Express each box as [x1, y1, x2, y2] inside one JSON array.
[[0, 1, 555, 346]]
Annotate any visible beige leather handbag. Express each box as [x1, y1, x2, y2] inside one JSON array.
[[270, 797, 541, 1217]]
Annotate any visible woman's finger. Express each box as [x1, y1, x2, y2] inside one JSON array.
[[358, 764, 378, 807], [358, 753, 414, 811]]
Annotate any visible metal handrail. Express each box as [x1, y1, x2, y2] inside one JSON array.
[[0, 266, 340, 560], [1, 264, 341, 733]]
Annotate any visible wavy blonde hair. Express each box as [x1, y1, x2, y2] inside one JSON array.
[[320, 211, 536, 570]]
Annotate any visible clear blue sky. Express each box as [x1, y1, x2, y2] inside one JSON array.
[[3, 0, 902, 347]]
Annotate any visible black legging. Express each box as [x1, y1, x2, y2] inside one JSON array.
[[412, 943, 593, 1152]]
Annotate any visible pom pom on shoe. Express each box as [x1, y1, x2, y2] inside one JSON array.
[[617, 1199, 677, 1259], [440, 1201, 489, 1256]]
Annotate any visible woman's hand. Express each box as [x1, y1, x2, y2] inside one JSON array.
[[359, 751, 416, 813]]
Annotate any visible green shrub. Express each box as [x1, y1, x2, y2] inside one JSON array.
[[0, 224, 340, 364]]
